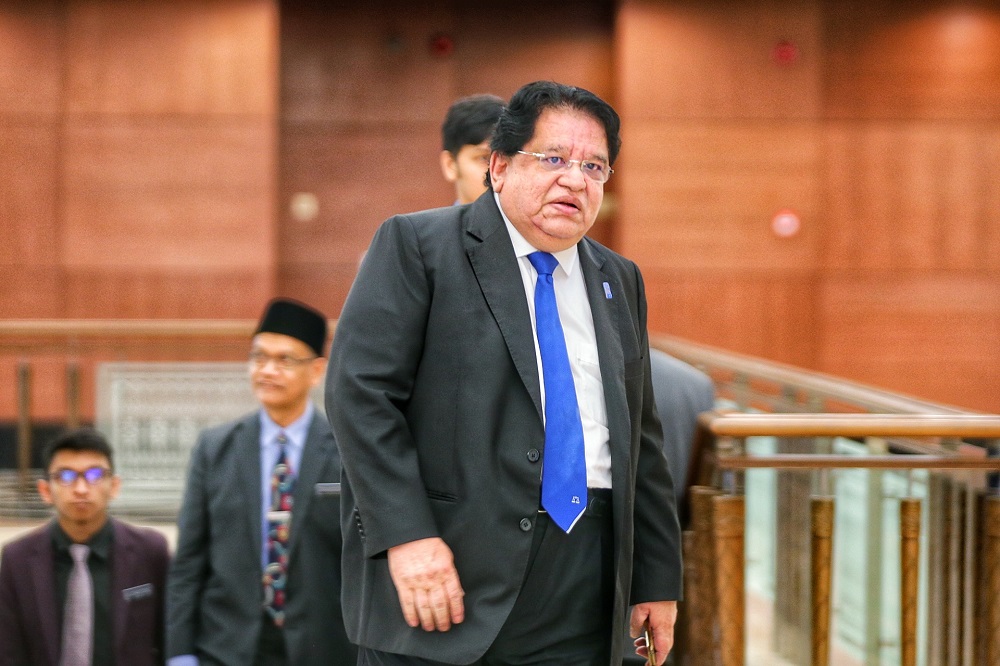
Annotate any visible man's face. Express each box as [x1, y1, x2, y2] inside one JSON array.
[[37, 449, 120, 532], [249, 332, 325, 417], [489, 108, 608, 253], [440, 140, 492, 205]]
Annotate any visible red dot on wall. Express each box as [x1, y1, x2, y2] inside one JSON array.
[[772, 40, 799, 66], [429, 33, 454, 58]]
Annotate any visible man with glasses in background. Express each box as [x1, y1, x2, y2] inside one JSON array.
[[0, 428, 170, 665], [167, 298, 355, 666], [327, 81, 682, 666]]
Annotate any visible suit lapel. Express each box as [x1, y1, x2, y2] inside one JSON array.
[[236, 414, 264, 567], [109, 519, 130, 657], [578, 241, 631, 509], [27, 528, 61, 665], [288, 411, 329, 559], [466, 197, 542, 418]]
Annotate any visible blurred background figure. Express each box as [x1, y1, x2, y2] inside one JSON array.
[[167, 298, 355, 666], [439, 93, 505, 205], [0, 428, 169, 666]]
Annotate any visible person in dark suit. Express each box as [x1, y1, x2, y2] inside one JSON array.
[[0, 428, 169, 666], [327, 81, 682, 666], [440, 93, 505, 205], [166, 298, 356, 666]]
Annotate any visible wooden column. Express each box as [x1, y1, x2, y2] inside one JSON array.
[[982, 496, 1000, 666], [687, 486, 720, 666], [900, 498, 921, 666], [713, 494, 745, 666], [811, 497, 835, 666]]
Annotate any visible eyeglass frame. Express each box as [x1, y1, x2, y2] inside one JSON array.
[[248, 350, 318, 372], [48, 466, 114, 486], [515, 150, 614, 183]]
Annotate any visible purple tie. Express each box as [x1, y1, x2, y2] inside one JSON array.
[[61, 543, 92, 666]]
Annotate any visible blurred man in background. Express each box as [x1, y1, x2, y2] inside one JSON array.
[[167, 298, 355, 666], [0, 428, 169, 666], [440, 93, 505, 205]]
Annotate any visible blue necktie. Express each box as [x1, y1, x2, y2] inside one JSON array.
[[528, 251, 587, 533]]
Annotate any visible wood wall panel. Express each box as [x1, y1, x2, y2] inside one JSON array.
[[280, 123, 447, 269], [61, 269, 272, 318], [450, 2, 614, 101], [617, 0, 822, 119], [65, 0, 277, 115], [825, 2, 1000, 120], [0, 0, 62, 116], [62, 117, 276, 270], [0, 122, 59, 267], [824, 122, 1000, 272], [0, 270, 63, 318], [278, 0, 617, 309], [618, 121, 820, 271], [644, 270, 816, 366], [818, 276, 1000, 412]]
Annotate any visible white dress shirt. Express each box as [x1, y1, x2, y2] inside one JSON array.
[[495, 194, 612, 488]]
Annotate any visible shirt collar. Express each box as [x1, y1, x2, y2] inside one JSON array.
[[259, 400, 313, 452], [50, 517, 113, 561], [493, 192, 579, 276]]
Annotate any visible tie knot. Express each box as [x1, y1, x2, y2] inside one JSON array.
[[276, 432, 288, 446], [69, 543, 89, 563], [527, 251, 558, 277]]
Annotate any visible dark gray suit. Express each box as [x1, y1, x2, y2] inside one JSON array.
[[327, 192, 683, 665], [166, 410, 355, 665]]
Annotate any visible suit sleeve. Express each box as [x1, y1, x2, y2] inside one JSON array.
[[166, 432, 211, 657], [326, 214, 440, 558], [0, 548, 30, 665], [628, 263, 684, 603]]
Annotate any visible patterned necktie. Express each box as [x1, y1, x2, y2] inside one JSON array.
[[528, 251, 588, 533], [264, 432, 294, 626], [61, 543, 92, 666]]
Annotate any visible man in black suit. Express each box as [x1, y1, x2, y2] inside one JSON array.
[[0, 428, 169, 666], [327, 81, 682, 665], [166, 298, 355, 665]]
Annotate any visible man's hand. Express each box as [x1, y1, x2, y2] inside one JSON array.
[[387, 537, 465, 632], [629, 601, 678, 666]]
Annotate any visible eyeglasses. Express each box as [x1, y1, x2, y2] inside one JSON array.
[[248, 350, 317, 372], [516, 151, 614, 183], [49, 467, 113, 486]]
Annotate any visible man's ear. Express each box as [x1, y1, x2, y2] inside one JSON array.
[[489, 152, 509, 193], [440, 150, 458, 183], [37, 478, 53, 506]]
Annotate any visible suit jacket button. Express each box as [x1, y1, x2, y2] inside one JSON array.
[[526, 449, 540, 463], [519, 517, 532, 532]]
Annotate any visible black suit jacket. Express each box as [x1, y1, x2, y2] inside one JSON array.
[[166, 410, 356, 665], [327, 192, 682, 664], [0, 518, 169, 666]]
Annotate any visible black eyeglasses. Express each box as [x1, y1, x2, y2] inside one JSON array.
[[49, 467, 113, 486]]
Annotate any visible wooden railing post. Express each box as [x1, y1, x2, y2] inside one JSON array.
[[686, 486, 720, 666], [811, 496, 835, 666], [900, 498, 921, 666], [713, 494, 745, 666], [16, 360, 32, 490], [982, 496, 1000, 665]]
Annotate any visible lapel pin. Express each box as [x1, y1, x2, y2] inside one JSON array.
[[603, 281, 613, 299]]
